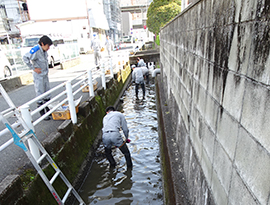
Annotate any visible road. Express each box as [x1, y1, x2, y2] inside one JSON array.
[[0, 48, 131, 183]]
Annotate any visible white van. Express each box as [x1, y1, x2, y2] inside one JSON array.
[[21, 35, 63, 68], [0, 49, 12, 79]]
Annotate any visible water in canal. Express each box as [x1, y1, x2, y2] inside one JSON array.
[[79, 80, 163, 204]]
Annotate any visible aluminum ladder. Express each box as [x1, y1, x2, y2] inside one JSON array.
[[0, 84, 85, 205]]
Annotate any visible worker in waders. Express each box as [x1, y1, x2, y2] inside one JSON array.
[[102, 106, 132, 169], [23, 35, 53, 120], [132, 65, 145, 100]]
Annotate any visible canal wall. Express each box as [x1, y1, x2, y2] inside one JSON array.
[[0, 66, 131, 204], [158, 0, 270, 204]]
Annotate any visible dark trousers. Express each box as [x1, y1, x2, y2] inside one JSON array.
[[145, 74, 149, 84], [135, 82, 145, 97], [37, 98, 51, 118], [105, 143, 132, 168]]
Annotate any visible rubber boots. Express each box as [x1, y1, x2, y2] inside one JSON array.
[[105, 147, 116, 167], [37, 102, 50, 121], [119, 144, 133, 168], [43, 99, 51, 116]]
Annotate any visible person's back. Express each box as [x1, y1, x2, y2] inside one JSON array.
[[103, 111, 129, 137], [132, 67, 144, 84], [141, 66, 149, 76], [132, 65, 146, 100], [102, 106, 132, 168], [137, 58, 146, 67], [91, 38, 101, 52]]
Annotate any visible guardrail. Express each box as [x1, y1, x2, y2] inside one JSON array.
[[0, 52, 129, 157]]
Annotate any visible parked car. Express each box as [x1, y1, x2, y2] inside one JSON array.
[[21, 35, 63, 68], [120, 36, 135, 43], [0, 49, 12, 79], [114, 41, 122, 50]]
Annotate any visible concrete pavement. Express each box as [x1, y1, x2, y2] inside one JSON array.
[[0, 52, 118, 183]]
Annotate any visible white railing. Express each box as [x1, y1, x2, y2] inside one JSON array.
[[0, 52, 129, 155], [0, 42, 80, 79]]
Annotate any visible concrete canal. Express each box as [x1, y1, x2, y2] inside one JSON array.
[[79, 79, 164, 204]]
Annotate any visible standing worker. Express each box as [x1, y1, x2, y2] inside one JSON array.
[[105, 35, 114, 57], [137, 57, 146, 67], [102, 106, 132, 169], [132, 65, 145, 100], [91, 33, 101, 69], [23, 35, 53, 120]]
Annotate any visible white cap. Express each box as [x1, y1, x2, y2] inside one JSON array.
[[131, 65, 136, 68]]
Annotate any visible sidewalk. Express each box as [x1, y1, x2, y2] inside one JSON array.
[[0, 53, 105, 183]]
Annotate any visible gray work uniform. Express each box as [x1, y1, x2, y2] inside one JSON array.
[[132, 67, 144, 84], [102, 111, 129, 148], [23, 45, 50, 103], [137, 59, 146, 67], [141, 66, 149, 76], [141, 66, 149, 84], [132, 67, 145, 98], [105, 39, 114, 56], [91, 38, 101, 66]]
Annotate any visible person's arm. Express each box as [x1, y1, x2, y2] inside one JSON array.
[[23, 52, 35, 70], [23, 49, 42, 73], [90, 40, 93, 50], [132, 70, 136, 82], [120, 114, 129, 139]]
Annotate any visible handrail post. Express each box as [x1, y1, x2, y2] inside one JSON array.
[[87, 70, 94, 97], [66, 81, 77, 124], [101, 63, 106, 89], [110, 58, 113, 78], [20, 105, 40, 160]]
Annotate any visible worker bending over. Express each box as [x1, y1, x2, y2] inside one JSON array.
[[102, 106, 132, 169]]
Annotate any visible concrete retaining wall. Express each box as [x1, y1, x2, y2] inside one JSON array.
[[158, 0, 270, 204], [0, 72, 33, 92], [0, 67, 131, 204]]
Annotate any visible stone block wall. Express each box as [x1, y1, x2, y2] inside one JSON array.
[[158, 0, 270, 204]]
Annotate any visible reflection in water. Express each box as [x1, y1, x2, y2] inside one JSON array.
[[79, 81, 163, 204]]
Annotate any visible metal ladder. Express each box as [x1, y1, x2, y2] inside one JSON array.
[[0, 84, 85, 205]]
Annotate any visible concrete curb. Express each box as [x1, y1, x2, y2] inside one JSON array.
[[0, 72, 33, 93]]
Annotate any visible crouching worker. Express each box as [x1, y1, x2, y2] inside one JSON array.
[[23, 35, 53, 120], [102, 106, 133, 169]]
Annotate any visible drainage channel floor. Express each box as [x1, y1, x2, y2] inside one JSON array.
[[79, 80, 163, 204]]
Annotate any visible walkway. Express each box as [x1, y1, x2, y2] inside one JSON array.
[[0, 53, 112, 183]]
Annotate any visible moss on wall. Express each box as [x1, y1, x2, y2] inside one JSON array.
[[12, 75, 131, 205], [155, 78, 176, 205]]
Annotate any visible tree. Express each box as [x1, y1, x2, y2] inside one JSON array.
[[147, 0, 181, 35]]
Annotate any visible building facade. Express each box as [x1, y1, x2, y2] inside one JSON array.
[[103, 0, 122, 42], [120, 0, 154, 41], [0, 0, 27, 43]]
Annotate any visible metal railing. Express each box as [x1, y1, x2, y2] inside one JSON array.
[[0, 52, 130, 156]]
